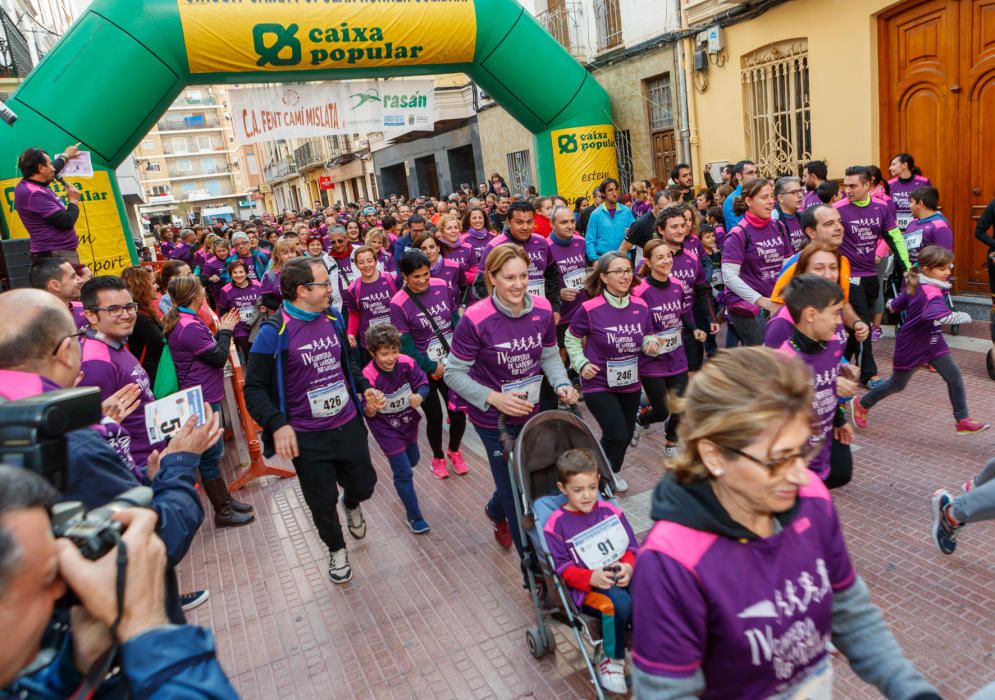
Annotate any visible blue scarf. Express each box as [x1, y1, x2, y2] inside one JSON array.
[[177, 305, 198, 316], [282, 300, 322, 322], [551, 232, 573, 247]]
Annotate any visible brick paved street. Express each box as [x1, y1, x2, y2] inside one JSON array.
[[179, 330, 995, 699]]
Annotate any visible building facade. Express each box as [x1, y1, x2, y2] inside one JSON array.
[[680, 0, 993, 292]]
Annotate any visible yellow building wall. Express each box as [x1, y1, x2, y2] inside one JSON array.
[[689, 0, 899, 179]]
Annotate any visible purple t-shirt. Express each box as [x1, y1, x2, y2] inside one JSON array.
[[170, 242, 194, 266], [260, 269, 281, 298], [202, 255, 228, 305], [903, 215, 953, 264], [722, 213, 793, 301], [835, 198, 897, 277], [779, 336, 843, 480], [443, 240, 474, 271], [543, 500, 639, 608], [79, 334, 163, 468], [390, 278, 455, 358], [13, 179, 77, 253], [167, 312, 225, 403], [375, 250, 396, 274], [802, 189, 821, 210], [568, 295, 650, 394], [763, 305, 794, 349], [631, 478, 856, 699], [670, 244, 707, 310], [218, 281, 262, 338], [449, 295, 557, 429], [632, 277, 692, 377], [361, 354, 427, 456], [478, 233, 552, 298], [780, 213, 806, 252], [70, 301, 88, 332], [430, 257, 467, 310], [460, 229, 494, 267], [342, 274, 397, 349], [234, 254, 259, 281], [890, 283, 951, 370], [547, 234, 588, 326], [887, 174, 931, 228], [280, 311, 358, 432]]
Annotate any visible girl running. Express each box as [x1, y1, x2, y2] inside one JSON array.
[[632, 240, 705, 458], [565, 252, 651, 492], [259, 237, 297, 312], [851, 245, 989, 434], [217, 259, 263, 361], [343, 246, 398, 367]]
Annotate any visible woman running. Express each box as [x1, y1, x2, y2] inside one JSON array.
[[438, 214, 475, 273], [851, 245, 989, 435], [200, 237, 231, 309], [444, 244, 577, 555], [565, 252, 651, 492], [888, 153, 931, 231], [390, 250, 469, 479], [631, 347, 940, 699], [414, 231, 468, 313], [217, 259, 263, 361], [764, 241, 842, 348], [163, 275, 255, 527], [721, 179, 794, 345], [343, 245, 398, 367], [363, 228, 395, 273], [632, 240, 706, 458]]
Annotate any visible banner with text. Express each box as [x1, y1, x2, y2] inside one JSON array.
[[229, 81, 435, 145], [1, 171, 132, 275], [550, 124, 619, 205], [176, 0, 476, 74]]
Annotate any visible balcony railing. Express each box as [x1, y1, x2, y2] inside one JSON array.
[[264, 159, 297, 181], [171, 96, 217, 107], [157, 113, 223, 131], [1, 8, 33, 78], [294, 140, 324, 171], [593, 0, 623, 52], [537, 3, 584, 58]]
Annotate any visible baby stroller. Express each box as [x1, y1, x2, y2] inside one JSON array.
[[498, 410, 621, 699]]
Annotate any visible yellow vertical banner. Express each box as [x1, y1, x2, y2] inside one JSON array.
[[550, 124, 619, 205], [1, 171, 133, 275]]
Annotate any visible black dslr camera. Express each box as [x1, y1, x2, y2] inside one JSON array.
[[0, 387, 153, 559]]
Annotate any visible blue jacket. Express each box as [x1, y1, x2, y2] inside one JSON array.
[[225, 250, 269, 280], [4, 625, 237, 699], [723, 183, 744, 231], [585, 203, 635, 262]]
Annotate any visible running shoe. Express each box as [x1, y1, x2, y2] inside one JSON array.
[[447, 449, 469, 475], [329, 548, 353, 584], [630, 423, 643, 447], [850, 399, 869, 429], [180, 589, 210, 611], [597, 657, 628, 695], [614, 477, 629, 493], [864, 376, 884, 389], [343, 502, 367, 539], [871, 325, 883, 342], [484, 505, 512, 549], [408, 518, 431, 534], [955, 418, 990, 435], [431, 458, 450, 479], [929, 489, 959, 555], [663, 443, 679, 459]]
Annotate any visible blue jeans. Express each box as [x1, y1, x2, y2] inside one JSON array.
[[386, 444, 423, 521], [582, 586, 632, 659], [198, 401, 224, 481], [475, 423, 524, 557]]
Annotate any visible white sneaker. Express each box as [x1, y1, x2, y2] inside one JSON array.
[[630, 423, 643, 447], [328, 548, 352, 584], [344, 502, 367, 539], [597, 657, 627, 694], [614, 477, 629, 493], [664, 443, 679, 459]]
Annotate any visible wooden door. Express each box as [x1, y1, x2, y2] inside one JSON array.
[[652, 129, 676, 185], [961, 0, 995, 291]]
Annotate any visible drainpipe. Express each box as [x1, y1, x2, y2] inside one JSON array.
[[671, 0, 692, 166]]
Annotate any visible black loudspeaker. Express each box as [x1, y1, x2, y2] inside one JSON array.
[[0, 238, 32, 290]]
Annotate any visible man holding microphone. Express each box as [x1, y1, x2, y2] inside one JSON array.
[[15, 143, 84, 263]]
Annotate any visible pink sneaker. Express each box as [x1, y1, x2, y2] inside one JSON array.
[[447, 449, 469, 475], [431, 458, 450, 479], [956, 418, 990, 435], [850, 398, 869, 429]]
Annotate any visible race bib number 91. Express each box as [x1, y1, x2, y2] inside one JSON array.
[[568, 515, 630, 570]]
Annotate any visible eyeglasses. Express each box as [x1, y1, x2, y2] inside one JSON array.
[[604, 268, 634, 276], [52, 329, 85, 355], [87, 302, 139, 318], [724, 438, 823, 473], [329, 239, 347, 245], [782, 189, 804, 196], [305, 281, 334, 289]]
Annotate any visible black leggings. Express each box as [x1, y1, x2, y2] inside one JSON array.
[[844, 277, 880, 382], [988, 256, 995, 342], [423, 376, 467, 459], [584, 390, 641, 473], [825, 439, 852, 490], [639, 373, 688, 443]]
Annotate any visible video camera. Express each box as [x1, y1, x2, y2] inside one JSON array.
[[0, 387, 154, 559]]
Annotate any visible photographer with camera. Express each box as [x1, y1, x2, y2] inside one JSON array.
[[0, 289, 214, 623], [15, 144, 84, 264], [0, 466, 238, 698]]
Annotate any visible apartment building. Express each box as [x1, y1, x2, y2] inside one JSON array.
[[136, 85, 251, 227]]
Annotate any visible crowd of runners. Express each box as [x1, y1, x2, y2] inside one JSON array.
[[7, 140, 995, 697]]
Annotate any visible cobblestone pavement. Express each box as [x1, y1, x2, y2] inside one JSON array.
[[179, 330, 995, 699]]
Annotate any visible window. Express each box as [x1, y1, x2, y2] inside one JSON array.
[[201, 157, 217, 173], [646, 74, 674, 132], [615, 129, 633, 194], [141, 139, 156, 151], [742, 39, 812, 178], [175, 159, 192, 173], [246, 152, 259, 175], [171, 138, 187, 154], [150, 185, 170, 196], [205, 179, 222, 196], [593, 0, 622, 52], [197, 135, 214, 151], [506, 150, 533, 194]]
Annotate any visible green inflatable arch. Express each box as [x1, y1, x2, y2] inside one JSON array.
[[0, 0, 618, 274]]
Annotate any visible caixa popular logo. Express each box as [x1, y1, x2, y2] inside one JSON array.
[[557, 133, 579, 155], [252, 22, 426, 68]]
